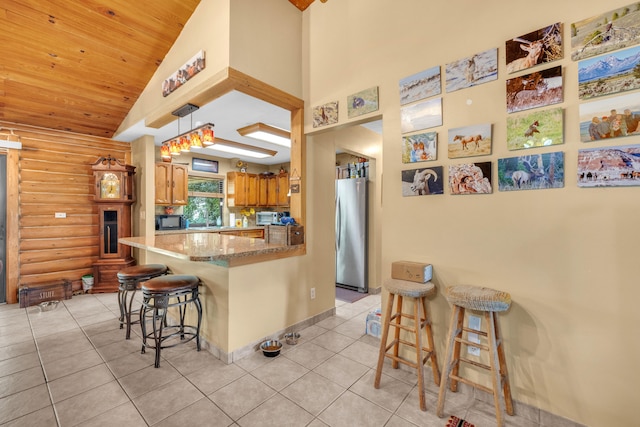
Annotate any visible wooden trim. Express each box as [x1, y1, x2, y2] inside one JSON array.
[[6, 150, 19, 304]]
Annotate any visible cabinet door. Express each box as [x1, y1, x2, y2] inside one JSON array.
[[246, 173, 258, 206], [258, 175, 269, 206], [266, 175, 278, 206], [170, 164, 189, 205], [154, 163, 171, 204], [276, 172, 290, 206]]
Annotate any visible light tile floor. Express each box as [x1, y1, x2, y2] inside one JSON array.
[[0, 292, 545, 427]]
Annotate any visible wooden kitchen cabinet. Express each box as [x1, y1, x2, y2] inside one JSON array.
[[227, 172, 258, 207], [155, 163, 188, 205], [219, 228, 265, 239], [276, 172, 289, 206], [258, 175, 270, 206]]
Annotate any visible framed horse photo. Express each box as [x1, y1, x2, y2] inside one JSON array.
[[448, 123, 492, 159]]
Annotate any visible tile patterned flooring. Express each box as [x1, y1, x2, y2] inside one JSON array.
[[0, 292, 548, 426]]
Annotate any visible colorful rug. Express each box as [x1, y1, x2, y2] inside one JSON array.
[[445, 415, 475, 427], [335, 286, 368, 303]]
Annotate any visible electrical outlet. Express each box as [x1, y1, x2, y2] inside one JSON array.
[[467, 315, 481, 357], [310, 288, 316, 299], [54, 212, 66, 218]]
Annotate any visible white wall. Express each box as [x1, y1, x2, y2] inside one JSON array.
[[303, 1, 640, 425]]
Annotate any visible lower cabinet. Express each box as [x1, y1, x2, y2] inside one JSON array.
[[219, 229, 265, 239]]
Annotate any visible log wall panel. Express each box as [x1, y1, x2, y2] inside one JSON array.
[[1, 121, 132, 301]]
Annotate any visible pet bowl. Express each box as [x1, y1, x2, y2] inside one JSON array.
[[284, 332, 300, 345], [260, 340, 283, 357], [38, 300, 60, 312]]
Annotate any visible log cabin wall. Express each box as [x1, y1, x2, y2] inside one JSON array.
[[1, 121, 131, 303]]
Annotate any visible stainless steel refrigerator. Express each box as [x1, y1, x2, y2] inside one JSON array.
[[335, 178, 368, 292]]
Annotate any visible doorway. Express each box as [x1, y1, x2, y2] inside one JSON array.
[[0, 154, 6, 303]]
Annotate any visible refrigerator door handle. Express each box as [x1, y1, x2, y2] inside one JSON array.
[[335, 196, 341, 251]]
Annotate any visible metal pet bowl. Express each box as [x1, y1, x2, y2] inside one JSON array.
[[260, 340, 282, 357], [284, 332, 300, 345], [38, 300, 60, 312]]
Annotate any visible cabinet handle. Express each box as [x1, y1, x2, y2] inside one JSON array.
[[166, 180, 170, 188]]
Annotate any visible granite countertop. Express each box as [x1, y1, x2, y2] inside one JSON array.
[[120, 232, 302, 267]]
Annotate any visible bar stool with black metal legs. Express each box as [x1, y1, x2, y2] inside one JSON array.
[[117, 264, 169, 339], [437, 284, 514, 427], [139, 274, 202, 368], [374, 277, 440, 411]]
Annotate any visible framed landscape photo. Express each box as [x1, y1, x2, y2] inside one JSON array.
[[401, 166, 444, 196], [506, 23, 563, 74], [506, 107, 564, 150], [448, 162, 493, 195], [578, 45, 640, 100], [400, 98, 442, 134], [399, 66, 441, 105], [498, 152, 564, 191], [402, 131, 437, 163], [447, 123, 492, 159], [578, 144, 640, 187]]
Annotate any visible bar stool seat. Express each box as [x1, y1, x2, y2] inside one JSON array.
[[139, 274, 202, 368], [117, 264, 168, 339], [374, 278, 440, 411], [437, 285, 513, 426]]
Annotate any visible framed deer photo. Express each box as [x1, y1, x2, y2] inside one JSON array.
[[505, 23, 563, 74], [497, 152, 565, 192], [506, 65, 563, 113]]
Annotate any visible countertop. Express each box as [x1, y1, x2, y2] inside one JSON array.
[[120, 232, 303, 267]]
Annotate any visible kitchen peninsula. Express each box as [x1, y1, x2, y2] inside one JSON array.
[[119, 231, 315, 363]]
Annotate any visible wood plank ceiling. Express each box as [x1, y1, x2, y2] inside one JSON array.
[[0, 0, 201, 137]]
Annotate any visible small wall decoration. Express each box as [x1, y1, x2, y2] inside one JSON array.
[[400, 98, 442, 134], [578, 45, 640, 100], [448, 162, 492, 195], [445, 48, 498, 93], [401, 166, 444, 196], [507, 107, 564, 150], [506, 23, 563, 74], [447, 123, 492, 159], [399, 66, 441, 105], [506, 65, 563, 113], [402, 131, 437, 163], [579, 91, 640, 141], [162, 50, 206, 97], [312, 101, 339, 128], [578, 144, 640, 187], [570, 3, 640, 61], [498, 152, 565, 191], [347, 87, 379, 119], [192, 158, 218, 173]]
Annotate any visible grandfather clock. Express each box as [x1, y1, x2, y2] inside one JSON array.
[[91, 155, 136, 293]]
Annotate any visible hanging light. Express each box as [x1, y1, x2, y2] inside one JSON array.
[[201, 125, 215, 146], [169, 139, 181, 156], [160, 143, 171, 160]]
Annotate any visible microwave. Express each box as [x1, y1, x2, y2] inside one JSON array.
[[156, 215, 186, 230], [256, 212, 278, 225]]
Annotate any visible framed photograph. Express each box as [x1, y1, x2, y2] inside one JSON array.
[[162, 50, 206, 97], [447, 123, 492, 159], [445, 48, 498, 93], [506, 23, 562, 74], [571, 3, 640, 61], [347, 86, 379, 118], [507, 107, 564, 150], [399, 66, 441, 105], [401, 166, 444, 196], [400, 98, 442, 134], [402, 131, 437, 163], [579, 91, 640, 141], [498, 152, 564, 191], [506, 65, 563, 113], [578, 144, 640, 187], [313, 101, 339, 128], [578, 45, 640, 100], [448, 162, 493, 195], [192, 157, 218, 173]]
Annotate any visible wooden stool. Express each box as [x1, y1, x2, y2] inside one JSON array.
[[374, 278, 440, 411], [139, 275, 202, 368], [437, 285, 513, 427], [117, 264, 169, 339]]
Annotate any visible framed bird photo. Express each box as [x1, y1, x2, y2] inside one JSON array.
[[506, 107, 564, 150]]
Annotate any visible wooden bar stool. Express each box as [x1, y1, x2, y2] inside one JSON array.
[[437, 285, 513, 427], [139, 275, 202, 368], [117, 264, 169, 339], [374, 278, 440, 411]]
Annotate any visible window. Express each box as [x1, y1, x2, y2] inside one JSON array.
[[183, 174, 224, 227]]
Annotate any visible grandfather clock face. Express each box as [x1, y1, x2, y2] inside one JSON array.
[[99, 172, 121, 199]]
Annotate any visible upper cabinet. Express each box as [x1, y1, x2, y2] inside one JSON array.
[[155, 163, 188, 205], [228, 171, 289, 208]]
